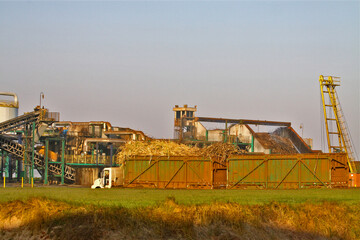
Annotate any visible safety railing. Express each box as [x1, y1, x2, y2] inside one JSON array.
[[65, 154, 113, 166]]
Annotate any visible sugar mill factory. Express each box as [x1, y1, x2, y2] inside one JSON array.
[[0, 76, 359, 189]]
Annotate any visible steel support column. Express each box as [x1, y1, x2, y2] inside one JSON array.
[[15, 159, 19, 179], [8, 154, 12, 180], [44, 139, 49, 185], [298, 159, 301, 188], [110, 143, 113, 166], [17, 133, 22, 181], [0, 151, 3, 178], [251, 135, 254, 152], [265, 158, 268, 188], [31, 121, 35, 181], [4, 152, 8, 178], [24, 124, 28, 183], [224, 120, 228, 143], [96, 142, 99, 165], [61, 138, 65, 185]]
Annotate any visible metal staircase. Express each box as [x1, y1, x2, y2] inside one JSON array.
[[319, 75, 358, 173], [0, 108, 76, 182]]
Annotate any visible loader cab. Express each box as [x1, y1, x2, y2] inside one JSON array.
[[104, 169, 110, 187], [91, 167, 123, 189]]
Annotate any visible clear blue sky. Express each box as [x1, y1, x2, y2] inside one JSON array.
[[0, 1, 359, 156]]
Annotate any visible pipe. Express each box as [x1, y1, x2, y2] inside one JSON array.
[[55, 121, 112, 130], [195, 117, 291, 127], [83, 138, 127, 152], [89, 121, 112, 130], [105, 131, 137, 140], [0, 92, 18, 108], [104, 130, 147, 140]]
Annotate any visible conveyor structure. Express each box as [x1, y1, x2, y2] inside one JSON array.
[[0, 136, 75, 181], [0, 108, 76, 183], [0, 110, 41, 132]]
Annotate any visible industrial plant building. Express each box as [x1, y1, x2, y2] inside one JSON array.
[[173, 104, 313, 154], [0, 84, 357, 188]]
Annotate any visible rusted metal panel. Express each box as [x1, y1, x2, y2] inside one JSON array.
[[123, 156, 212, 189], [186, 159, 212, 188], [213, 161, 228, 188], [349, 173, 360, 187], [122, 153, 348, 189], [228, 153, 348, 189], [329, 153, 349, 186]]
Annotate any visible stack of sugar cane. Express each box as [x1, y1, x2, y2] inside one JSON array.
[[116, 140, 202, 164], [116, 140, 245, 164], [200, 142, 246, 162]]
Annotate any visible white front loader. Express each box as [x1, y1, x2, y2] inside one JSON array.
[[91, 167, 123, 189]]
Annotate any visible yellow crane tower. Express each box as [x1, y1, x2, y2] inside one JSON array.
[[319, 75, 358, 173]]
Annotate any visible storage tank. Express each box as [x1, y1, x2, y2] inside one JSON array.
[[0, 92, 18, 122]]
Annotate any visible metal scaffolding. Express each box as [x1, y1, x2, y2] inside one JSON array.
[[319, 75, 358, 173]]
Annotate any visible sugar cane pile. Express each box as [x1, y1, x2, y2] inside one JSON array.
[[201, 142, 246, 162], [116, 140, 246, 164], [116, 140, 201, 164]]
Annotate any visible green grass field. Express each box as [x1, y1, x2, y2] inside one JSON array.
[[1, 187, 360, 239], [0, 187, 359, 208]]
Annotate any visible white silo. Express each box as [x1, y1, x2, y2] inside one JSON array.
[[0, 92, 19, 122]]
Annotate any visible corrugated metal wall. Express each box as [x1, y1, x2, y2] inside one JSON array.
[[228, 154, 348, 189], [122, 153, 348, 189], [124, 156, 212, 189]]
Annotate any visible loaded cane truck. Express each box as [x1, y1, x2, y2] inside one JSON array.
[[91, 167, 124, 189]]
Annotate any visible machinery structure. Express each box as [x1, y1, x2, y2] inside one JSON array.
[[173, 104, 313, 154], [319, 75, 358, 173], [0, 93, 150, 185], [173, 104, 197, 141], [0, 104, 75, 184]]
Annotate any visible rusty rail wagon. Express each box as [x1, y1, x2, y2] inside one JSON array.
[[122, 153, 348, 189]]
